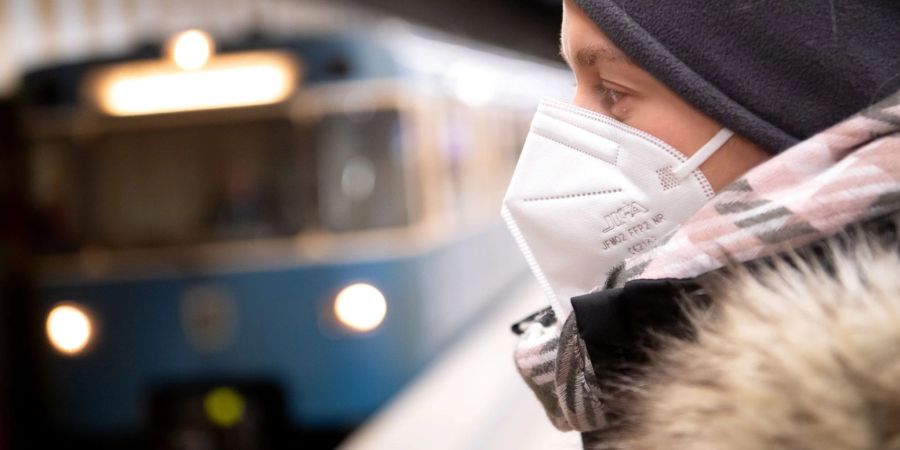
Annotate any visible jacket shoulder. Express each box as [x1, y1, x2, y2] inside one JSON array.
[[612, 233, 900, 449]]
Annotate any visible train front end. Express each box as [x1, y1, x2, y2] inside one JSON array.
[[22, 28, 536, 447]]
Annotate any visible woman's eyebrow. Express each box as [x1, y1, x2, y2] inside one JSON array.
[[560, 43, 632, 69]]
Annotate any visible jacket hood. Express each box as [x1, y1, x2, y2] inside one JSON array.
[[606, 229, 900, 449]]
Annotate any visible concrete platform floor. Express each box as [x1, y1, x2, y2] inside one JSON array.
[[340, 279, 581, 450]]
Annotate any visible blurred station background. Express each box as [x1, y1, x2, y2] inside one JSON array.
[[0, 1, 577, 449]]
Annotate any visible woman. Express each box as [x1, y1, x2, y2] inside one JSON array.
[[503, 0, 900, 448]]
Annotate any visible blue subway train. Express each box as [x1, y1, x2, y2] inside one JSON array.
[[18, 23, 570, 448]]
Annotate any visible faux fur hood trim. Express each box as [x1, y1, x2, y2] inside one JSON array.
[[602, 234, 900, 450]]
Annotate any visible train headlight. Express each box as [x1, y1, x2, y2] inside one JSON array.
[[333, 283, 387, 333], [46, 303, 93, 355]]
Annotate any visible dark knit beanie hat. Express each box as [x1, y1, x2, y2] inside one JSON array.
[[573, 0, 900, 153]]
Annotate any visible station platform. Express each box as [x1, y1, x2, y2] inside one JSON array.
[[339, 280, 581, 450]]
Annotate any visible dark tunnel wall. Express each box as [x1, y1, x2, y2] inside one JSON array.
[[344, 0, 563, 61]]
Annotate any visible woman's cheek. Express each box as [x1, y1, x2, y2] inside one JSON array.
[[608, 99, 631, 122]]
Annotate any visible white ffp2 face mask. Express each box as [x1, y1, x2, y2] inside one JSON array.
[[502, 98, 733, 319]]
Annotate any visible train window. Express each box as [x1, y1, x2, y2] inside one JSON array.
[[316, 109, 416, 232], [28, 140, 83, 252], [436, 102, 510, 224], [27, 107, 418, 251], [82, 118, 314, 247]]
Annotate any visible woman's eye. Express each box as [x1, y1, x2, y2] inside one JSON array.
[[598, 86, 624, 109]]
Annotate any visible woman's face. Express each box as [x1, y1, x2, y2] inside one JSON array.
[[560, 0, 770, 191]]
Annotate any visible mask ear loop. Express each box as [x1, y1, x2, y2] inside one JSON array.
[[672, 129, 734, 179]]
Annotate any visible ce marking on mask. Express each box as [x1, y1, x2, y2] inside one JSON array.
[[600, 201, 665, 255]]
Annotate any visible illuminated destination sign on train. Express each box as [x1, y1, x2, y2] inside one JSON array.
[[86, 50, 300, 116]]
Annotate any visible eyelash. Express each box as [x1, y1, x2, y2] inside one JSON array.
[[596, 85, 624, 108], [571, 82, 627, 114]]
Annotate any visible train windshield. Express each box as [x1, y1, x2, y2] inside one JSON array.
[[29, 109, 415, 251]]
